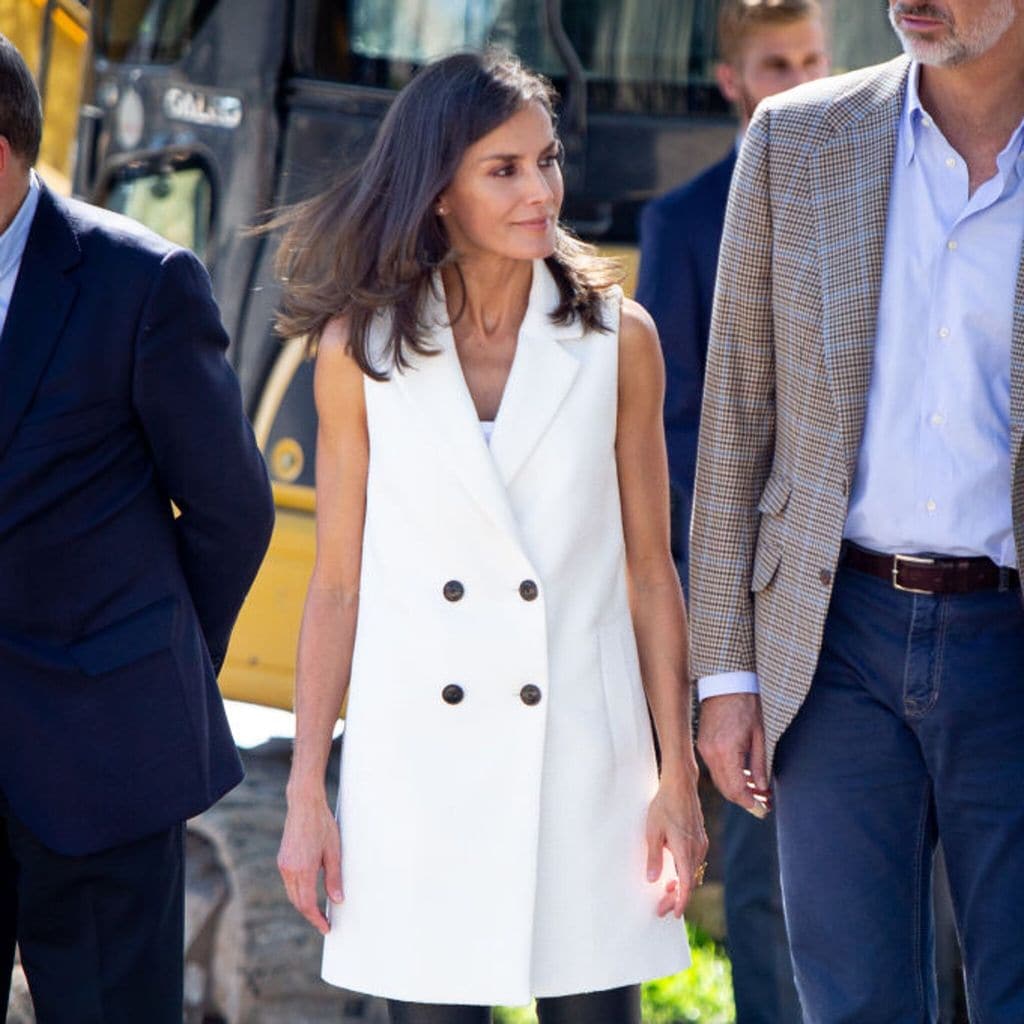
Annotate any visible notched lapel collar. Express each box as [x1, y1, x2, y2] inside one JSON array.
[[489, 261, 580, 486], [812, 62, 908, 483], [391, 279, 523, 544], [0, 187, 81, 459]]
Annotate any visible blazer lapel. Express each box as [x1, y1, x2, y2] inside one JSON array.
[[391, 279, 522, 543], [811, 58, 909, 483], [1011, 239, 1024, 556], [489, 261, 580, 487], [0, 186, 80, 460]]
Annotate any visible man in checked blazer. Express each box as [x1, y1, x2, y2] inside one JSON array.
[[690, 0, 1024, 1019]]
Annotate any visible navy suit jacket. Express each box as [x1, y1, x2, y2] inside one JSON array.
[[0, 186, 275, 855], [635, 150, 737, 587]]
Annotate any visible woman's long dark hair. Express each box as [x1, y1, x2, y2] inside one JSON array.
[[270, 49, 620, 378]]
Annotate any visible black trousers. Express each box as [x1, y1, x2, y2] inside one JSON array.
[[388, 985, 641, 1024], [0, 793, 184, 1024]]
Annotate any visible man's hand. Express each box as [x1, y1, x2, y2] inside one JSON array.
[[697, 693, 771, 814]]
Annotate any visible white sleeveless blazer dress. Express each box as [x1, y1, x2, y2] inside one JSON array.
[[321, 260, 689, 1005]]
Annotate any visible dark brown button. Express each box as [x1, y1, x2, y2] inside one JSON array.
[[442, 684, 464, 705], [520, 684, 542, 706], [819, 569, 833, 586], [519, 579, 539, 601], [443, 580, 464, 602]]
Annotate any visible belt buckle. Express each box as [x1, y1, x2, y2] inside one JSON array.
[[892, 553, 937, 594]]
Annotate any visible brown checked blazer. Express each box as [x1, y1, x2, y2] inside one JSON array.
[[689, 56, 1024, 774]]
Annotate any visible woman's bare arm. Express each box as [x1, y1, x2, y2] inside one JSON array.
[[278, 318, 369, 934], [615, 297, 707, 916]]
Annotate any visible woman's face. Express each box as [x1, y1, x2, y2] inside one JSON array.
[[438, 101, 564, 263]]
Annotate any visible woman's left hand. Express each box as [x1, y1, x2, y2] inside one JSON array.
[[646, 771, 708, 918]]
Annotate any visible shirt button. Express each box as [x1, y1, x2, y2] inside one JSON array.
[[519, 579, 539, 601], [921, 116, 933, 128], [442, 684, 465, 705], [819, 569, 832, 586], [938, 327, 950, 339], [443, 580, 465, 602], [520, 684, 542, 706], [947, 240, 958, 251], [945, 157, 956, 168], [930, 413, 945, 426], [926, 499, 938, 513]]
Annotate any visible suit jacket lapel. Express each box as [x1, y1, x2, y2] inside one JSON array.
[[0, 186, 80, 460], [1011, 239, 1024, 560], [489, 261, 580, 487], [812, 58, 909, 483]]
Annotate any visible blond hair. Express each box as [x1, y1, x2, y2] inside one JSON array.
[[717, 0, 823, 64]]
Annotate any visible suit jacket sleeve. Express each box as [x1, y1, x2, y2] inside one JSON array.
[[636, 199, 706, 581], [689, 110, 776, 678], [132, 247, 275, 672]]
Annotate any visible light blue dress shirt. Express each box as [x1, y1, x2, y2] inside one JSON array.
[[845, 64, 1023, 569], [0, 172, 41, 337], [699, 65, 1024, 701]]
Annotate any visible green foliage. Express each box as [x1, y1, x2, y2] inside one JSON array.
[[493, 1004, 539, 1024], [493, 925, 735, 1024]]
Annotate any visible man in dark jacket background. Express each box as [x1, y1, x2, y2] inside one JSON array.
[[636, 4, 828, 1021], [0, 34, 274, 1021]]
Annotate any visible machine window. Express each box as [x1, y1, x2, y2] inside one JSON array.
[[313, 0, 724, 115], [96, 0, 219, 63], [104, 164, 213, 258]]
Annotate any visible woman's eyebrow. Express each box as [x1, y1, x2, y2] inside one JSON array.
[[477, 141, 559, 164]]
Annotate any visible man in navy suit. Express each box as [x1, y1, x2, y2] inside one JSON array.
[[636, 3, 828, 1021], [0, 36, 274, 1021]]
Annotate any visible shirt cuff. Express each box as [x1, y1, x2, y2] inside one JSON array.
[[697, 671, 760, 701]]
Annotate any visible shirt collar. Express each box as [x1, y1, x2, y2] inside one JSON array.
[[901, 62, 927, 167], [0, 171, 41, 280], [902, 62, 1024, 187]]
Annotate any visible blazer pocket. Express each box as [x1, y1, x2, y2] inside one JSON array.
[[757, 472, 791, 517], [751, 533, 783, 593], [9, 401, 126, 453], [70, 597, 179, 676]]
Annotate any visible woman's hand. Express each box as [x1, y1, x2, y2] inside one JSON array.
[[645, 771, 708, 919], [277, 792, 343, 936]]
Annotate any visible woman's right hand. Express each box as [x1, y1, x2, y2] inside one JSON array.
[[277, 793, 343, 935]]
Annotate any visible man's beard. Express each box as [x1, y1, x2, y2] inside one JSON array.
[[888, 0, 1017, 66], [736, 82, 759, 124]]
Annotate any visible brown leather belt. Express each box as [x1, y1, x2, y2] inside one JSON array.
[[841, 543, 1019, 595]]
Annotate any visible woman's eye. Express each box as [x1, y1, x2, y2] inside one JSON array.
[[493, 164, 516, 178]]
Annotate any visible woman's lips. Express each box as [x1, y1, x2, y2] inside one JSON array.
[[515, 217, 551, 230]]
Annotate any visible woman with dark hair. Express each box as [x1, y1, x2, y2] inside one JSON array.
[[276, 49, 707, 1024]]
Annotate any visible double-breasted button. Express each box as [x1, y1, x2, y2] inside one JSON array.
[[443, 580, 465, 602], [442, 684, 465, 705], [518, 579, 539, 601], [520, 684, 542, 706], [819, 569, 833, 586]]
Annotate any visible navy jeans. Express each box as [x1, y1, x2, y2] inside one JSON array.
[[774, 564, 1024, 1023]]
